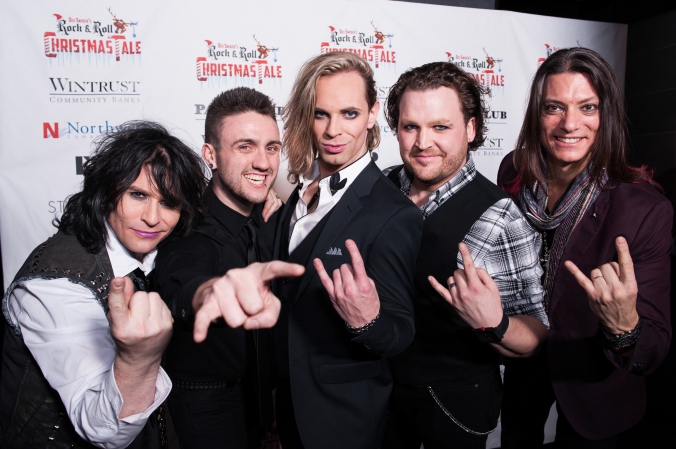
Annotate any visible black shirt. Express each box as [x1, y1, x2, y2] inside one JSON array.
[[154, 195, 277, 382]]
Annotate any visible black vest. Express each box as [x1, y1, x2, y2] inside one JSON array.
[[1, 232, 114, 448], [386, 166, 510, 386]]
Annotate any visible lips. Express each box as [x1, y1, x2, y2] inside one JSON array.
[[322, 144, 347, 154], [244, 174, 267, 186], [134, 230, 160, 238]]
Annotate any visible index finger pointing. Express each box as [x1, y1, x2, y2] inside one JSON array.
[[344, 240, 367, 280], [257, 261, 305, 283], [458, 243, 478, 280], [615, 236, 636, 284]]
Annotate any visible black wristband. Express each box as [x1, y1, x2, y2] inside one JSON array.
[[601, 318, 642, 349], [473, 312, 509, 344]]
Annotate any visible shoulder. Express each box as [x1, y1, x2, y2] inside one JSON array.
[[497, 150, 518, 188], [604, 181, 673, 222], [370, 174, 422, 216]]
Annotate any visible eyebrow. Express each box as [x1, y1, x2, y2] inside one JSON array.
[[266, 140, 282, 147], [314, 107, 364, 114], [231, 138, 258, 146], [400, 118, 453, 126], [544, 96, 598, 104]]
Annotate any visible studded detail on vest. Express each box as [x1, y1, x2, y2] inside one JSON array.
[[1, 231, 114, 449]]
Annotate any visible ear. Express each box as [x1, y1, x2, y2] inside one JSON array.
[[202, 143, 217, 169], [466, 117, 476, 144], [367, 100, 380, 130]]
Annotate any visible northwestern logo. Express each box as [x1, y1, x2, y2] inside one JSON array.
[[49, 78, 141, 103], [43, 120, 125, 139]]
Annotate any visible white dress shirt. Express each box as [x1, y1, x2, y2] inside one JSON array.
[[289, 152, 371, 253], [6, 225, 171, 449]]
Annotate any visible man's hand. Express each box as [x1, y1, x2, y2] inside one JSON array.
[[314, 239, 380, 328], [107, 276, 173, 366], [565, 236, 640, 336], [262, 188, 283, 222], [107, 276, 173, 418], [193, 261, 305, 342], [428, 243, 503, 329]]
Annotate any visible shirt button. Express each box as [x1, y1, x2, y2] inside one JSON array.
[[181, 309, 186, 318]]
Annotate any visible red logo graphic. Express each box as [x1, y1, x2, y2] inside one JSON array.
[[321, 21, 396, 69]]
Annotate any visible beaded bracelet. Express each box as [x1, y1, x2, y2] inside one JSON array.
[[601, 318, 642, 349], [345, 313, 380, 335]]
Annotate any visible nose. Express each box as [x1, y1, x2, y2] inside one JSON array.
[[141, 201, 161, 227], [251, 147, 272, 171], [415, 127, 431, 151], [324, 116, 341, 139], [560, 108, 582, 134]]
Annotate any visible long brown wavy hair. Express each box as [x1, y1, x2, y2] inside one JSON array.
[[511, 47, 654, 191], [282, 52, 380, 184]]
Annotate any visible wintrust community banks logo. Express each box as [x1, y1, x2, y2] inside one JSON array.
[[42, 120, 125, 140], [195, 35, 282, 87], [44, 7, 141, 65], [48, 77, 141, 104], [320, 21, 396, 69], [446, 48, 505, 93]]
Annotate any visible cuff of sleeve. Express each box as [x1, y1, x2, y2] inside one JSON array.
[[176, 275, 214, 321], [351, 311, 392, 354]]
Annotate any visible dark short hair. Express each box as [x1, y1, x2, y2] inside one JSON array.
[[56, 120, 209, 254], [204, 87, 277, 149], [385, 61, 489, 151], [513, 47, 652, 188]]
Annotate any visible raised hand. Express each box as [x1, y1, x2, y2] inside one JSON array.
[[314, 239, 380, 328], [565, 236, 639, 335], [107, 276, 173, 366], [193, 261, 305, 342], [428, 242, 503, 329], [262, 187, 283, 222]]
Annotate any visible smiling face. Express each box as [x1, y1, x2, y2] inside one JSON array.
[[203, 111, 281, 215], [313, 71, 379, 176], [540, 72, 600, 172], [107, 168, 181, 261], [397, 86, 475, 191]]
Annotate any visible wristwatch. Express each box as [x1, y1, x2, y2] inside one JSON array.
[[473, 312, 509, 344]]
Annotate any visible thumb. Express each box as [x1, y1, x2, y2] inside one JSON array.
[[107, 277, 133, 320]]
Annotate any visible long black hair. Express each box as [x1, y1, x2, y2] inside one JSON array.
[[56, 120, 209, 254]]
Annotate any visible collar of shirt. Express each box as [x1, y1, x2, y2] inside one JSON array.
[[209, 192, 264, 237], [289, 152, 371, 252], [105, 222, 157, 277], [399, 153, 477, 219]]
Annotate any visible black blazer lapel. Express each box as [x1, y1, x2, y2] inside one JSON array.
[[290, 160, 381, 308], [273, 185, 301, 261], [548, 191, 613, 314]]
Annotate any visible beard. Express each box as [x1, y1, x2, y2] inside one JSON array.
[[403, 148, 468, 187]]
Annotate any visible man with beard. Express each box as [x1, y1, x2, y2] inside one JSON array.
[[154, 87, 287, 449], [380, 62, 549, 448]]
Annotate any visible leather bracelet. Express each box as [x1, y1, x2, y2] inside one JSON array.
[[346, 313, 380, 335], [601, 318, 642, 349]]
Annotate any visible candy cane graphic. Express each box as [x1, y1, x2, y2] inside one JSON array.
[[371, 45, 383, 68], [320, 42, 330, 54], [196, 57, 207, 81], [255, 60, 267, 84], [44, 32, 56, 57], [109, 35, 125, 61]]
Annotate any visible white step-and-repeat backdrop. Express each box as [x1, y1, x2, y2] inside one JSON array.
[[0, 1, 626, 445]]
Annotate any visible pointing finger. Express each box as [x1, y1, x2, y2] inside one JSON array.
[[345, 240, 368, 281], [429, 275, 454, 305], [615, 237, 636, 284], [564, 260, 597, 298]]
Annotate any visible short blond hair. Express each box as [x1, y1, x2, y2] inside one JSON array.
[[283, 52, 380, 184]]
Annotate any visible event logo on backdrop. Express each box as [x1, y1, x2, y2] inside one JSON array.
[[47, 77, 141, 104], [320, 21, 396, 70], [446, 48, 505, 94], [537, 43, 563, 66], [42, 120, 123, 140], [43, 8, 142, 65], [195, 35, 283, 87]]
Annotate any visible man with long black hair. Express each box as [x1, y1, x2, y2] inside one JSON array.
[[0, 121, 208, 449]]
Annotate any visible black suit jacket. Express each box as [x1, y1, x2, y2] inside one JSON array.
[[499, 152, 672, 439], [273, 161, 423, 449]]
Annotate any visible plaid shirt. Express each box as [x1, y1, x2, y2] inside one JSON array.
[[392, 155, 549, 326]]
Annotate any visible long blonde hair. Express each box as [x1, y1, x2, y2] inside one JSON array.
[[283, 51, 380, 184]]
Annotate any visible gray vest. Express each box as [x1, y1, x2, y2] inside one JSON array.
[[1, 231, 113, 449]]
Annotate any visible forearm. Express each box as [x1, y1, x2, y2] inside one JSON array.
[[490, 315, 547, 358], [113, 356, 162, 418]]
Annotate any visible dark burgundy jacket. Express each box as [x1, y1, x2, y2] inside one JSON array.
[[498, 152, 672, 439]]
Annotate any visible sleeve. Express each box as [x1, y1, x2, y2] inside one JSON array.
[[351, 204, 423, 356], [461, 198, 549, 327], [154, 234, 220, 322], [604, 197, 673, 375], [7, 278, 171, 449]]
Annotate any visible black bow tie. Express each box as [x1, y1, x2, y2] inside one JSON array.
[[330, 173, 347, 195]]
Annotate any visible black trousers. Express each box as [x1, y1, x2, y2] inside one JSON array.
[[381, 371, 502, 449], [501, 350, 618, 449], [167, 383, 260, 449]]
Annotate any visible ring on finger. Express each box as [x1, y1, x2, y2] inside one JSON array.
[[448, 282, 457, 289], [593, 275, 604, 281]]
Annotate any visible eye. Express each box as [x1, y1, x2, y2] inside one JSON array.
[[239, 144, 252, 151], [544, 104, 563, 113], [434, 125, 449, 131], [581, 104, 598, 113], [314, 110, 328, 119], [129, 191, 146, 200], [402, 124, 418, 131], [344, 110, 359, 119], [267, 146, 280, 153]]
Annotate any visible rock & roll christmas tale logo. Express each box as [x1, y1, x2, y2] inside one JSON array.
[[195, 34, 282, 88], [321, 21, 396, 70], [446, 48, 505, 94], [44, 8, 142, 65]]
